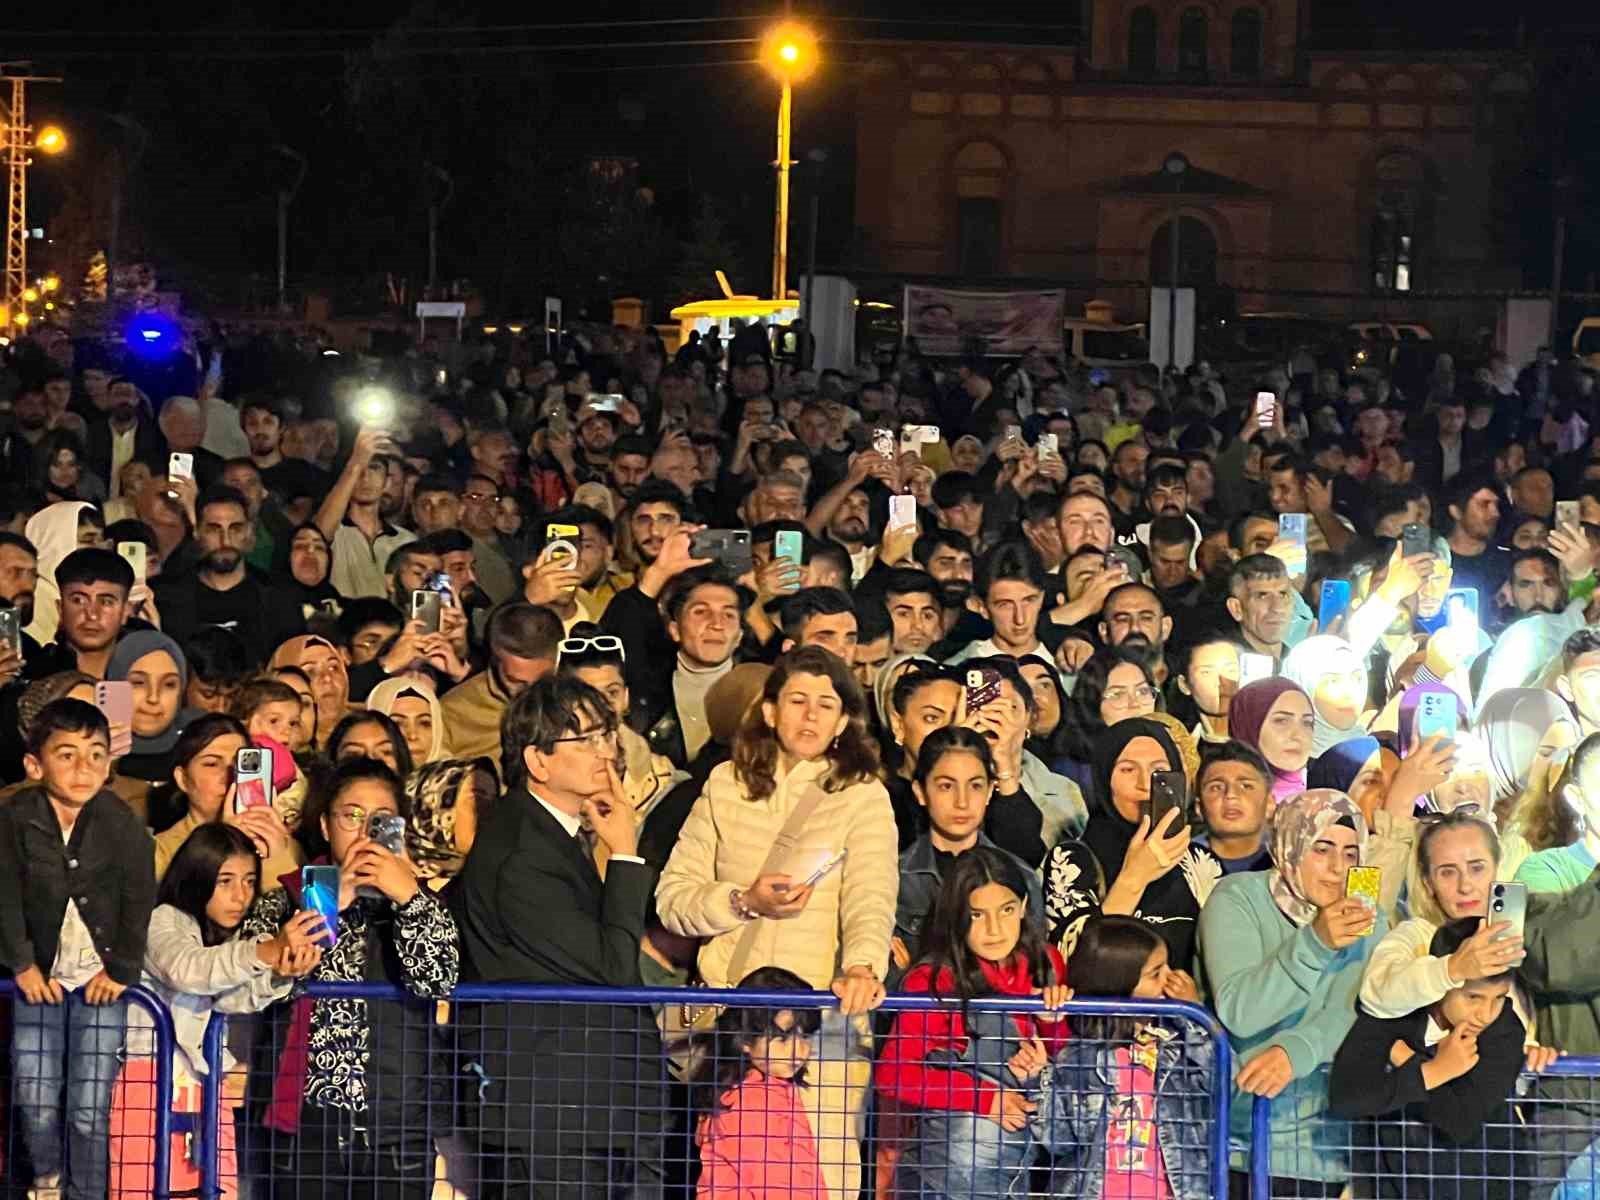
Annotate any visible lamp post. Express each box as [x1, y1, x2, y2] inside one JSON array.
[[424, 162, 454, 298], [272, 144, 307, 313], [1162, 151, 1189, 371], [0, 67, 66, 324], [760, 22, 819, 302]]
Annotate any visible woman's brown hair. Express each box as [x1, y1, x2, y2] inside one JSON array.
[[732, 645, 880, 802], [1507, 733, 1599, 854]]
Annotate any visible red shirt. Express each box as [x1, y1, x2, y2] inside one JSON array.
[[874, 948, 1070, 1115]]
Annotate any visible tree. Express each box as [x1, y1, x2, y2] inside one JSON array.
[[666, 195, 753, 310]]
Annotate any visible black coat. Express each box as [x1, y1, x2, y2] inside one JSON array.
[[84, 416, 167, 491], [0, 787, 156, 986], [1330, 1001, 1526, 1199], [448, 788, 666, 1154], [152, 568, 307, 669]]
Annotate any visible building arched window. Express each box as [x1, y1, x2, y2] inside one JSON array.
[[1231, 7, 1262, 78], [953, 141, 1008, 276], [1179, 8, 1209, 80], [1128, 7, 1158, 76], [1371, 152, 1430, 293]]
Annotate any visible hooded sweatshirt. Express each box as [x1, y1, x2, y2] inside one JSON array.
[[23, 500, 95, 646]]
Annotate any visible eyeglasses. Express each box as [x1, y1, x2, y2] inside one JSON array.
[[464, 491, 500, 503], [558, 636, 625, 664], [1104, 685, 1159, 705], [1415, 803, 1484, 824], [329, 805, 393, 832], [550, 725, 620, 752]]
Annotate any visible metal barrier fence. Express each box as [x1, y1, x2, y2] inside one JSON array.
[[1249, 1057, 1600, 1200], [177, 982, 1232, 1200], [0, 979, 178, 1200]]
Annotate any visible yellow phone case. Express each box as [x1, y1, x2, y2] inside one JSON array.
[[1345, 866, 1381, 936]]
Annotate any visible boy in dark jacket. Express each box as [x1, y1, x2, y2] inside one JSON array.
[[0, 698, 156, 1200], [1330, 917, 1526, 1200]]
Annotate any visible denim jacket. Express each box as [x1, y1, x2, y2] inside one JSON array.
[[1043, 1024, 1217, 1200], [893, 833, 1045, 958]]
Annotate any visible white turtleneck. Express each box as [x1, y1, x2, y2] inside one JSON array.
[[673, 654, 736, 761]]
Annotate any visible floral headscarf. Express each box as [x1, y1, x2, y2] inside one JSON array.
[[1268, 788, 1369, 927], [404, 756, 496, 880]]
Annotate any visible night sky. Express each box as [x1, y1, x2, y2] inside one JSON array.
[[1, 0, 1590, 312]]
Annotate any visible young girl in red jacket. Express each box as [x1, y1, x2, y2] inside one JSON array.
[[875, 847, 1072, 1200], [695, 966, 828, 1200]]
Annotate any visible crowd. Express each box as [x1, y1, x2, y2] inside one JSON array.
[[3, 318, 1600, 1200]]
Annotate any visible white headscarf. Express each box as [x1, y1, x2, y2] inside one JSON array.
[[23, 500, 96, 646], [1282, 635, 1370, 756]]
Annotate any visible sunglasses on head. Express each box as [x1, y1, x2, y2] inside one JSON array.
[[558, 636, 625, 665]]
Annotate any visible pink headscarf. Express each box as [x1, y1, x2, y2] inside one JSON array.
[[1229, 676, 1312, 804]]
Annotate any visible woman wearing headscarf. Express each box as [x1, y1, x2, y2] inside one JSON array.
[[1476, 688, 1580, 833], [1042, 717, 1221, 972], [1283, 635, 1372, 756], [1229, 677, 1315, 805], [106, 629, 204, 822], [366, 674, 448, 766], [268, 634, 350, 751], [404, 756, 498, 886], [1308, 736, 1390, 825], [23, 499, 98, 646], [285, 524, 339, 621], [1200, 788, 1388, 1196]]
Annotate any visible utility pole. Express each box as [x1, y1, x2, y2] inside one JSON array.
[[425, 163, 453, 297], [273, 144, 307, 313], [1, 66, 64, 322]]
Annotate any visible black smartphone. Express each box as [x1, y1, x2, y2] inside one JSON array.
[[1149, 769, 1187, 832], [1401, 522, 1432, 558]]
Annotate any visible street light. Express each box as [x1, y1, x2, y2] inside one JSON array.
[[34, 126, 66, 155], [760, 21, 819, 302], [272, 144, 308, 313], [1162, 151, 1189, 371]]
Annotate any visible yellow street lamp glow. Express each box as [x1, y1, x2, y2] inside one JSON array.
[[760, 22, 819, 82], [43, 301, 54, 311], [41, 276, 58, 292], [34, 126, 66, 155], [13, 312, 29, 327], [22, 288, 37, 303]]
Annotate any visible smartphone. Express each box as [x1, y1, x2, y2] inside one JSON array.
[[1415, 690, 1458, 745], [689, 529, 754, 575], [1345, 866, 1382, 937], [872, 428, 896, 458], [541, 539, 578, 566], [1107, 546, 1143, 580], [94, 681, 133, 757], [1275, 513, 1308, 575], [1002, 424, 1022, 445], [1558, 499, 1581, 530], [234, 747, 274, 814], [1038, 432, 1059, 459], [301, 865, 341, 948], [548, 405, 569, 438], [1401, 522, 1432, 559], [1444, 587, 1479, 639], [588, 393, 622, 414], [168, 452, 194, 482], [1239, 652, 1275, 685], [116, 541, 148, 583], [965, 666, 1001, 712], [1255, 391, 1275, 428], [774, 529, 805, 570], [546, 522, 579, 542], [368, 811, 406, 855], [0, 608, 19, 657], [911, 424, 941, 445], [888, 494, 917, 530], [1489, 881, 1528, 945], [1318, 579, 1353, 630], [1149, 769, 1186, 832], [800, 848, 847, 888], [411, 589, 442, 633]]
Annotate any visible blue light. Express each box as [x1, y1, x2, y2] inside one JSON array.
[[125, 313, 181, 359]]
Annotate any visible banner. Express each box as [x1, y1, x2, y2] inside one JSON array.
[[902, 286, 1065, 357]]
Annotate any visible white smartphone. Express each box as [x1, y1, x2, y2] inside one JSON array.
[[1255, 391, 1275, 428], [116, 541, 148, 583], [1239, 652, 1275, 685], [889, 494, 917, 530], [168, 452, 194, 482], [1038, 432, 1059, 458]]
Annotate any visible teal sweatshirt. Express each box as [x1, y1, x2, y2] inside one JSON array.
[[1515, 841, 1598, 896], [1198, 870, 1388, 1183]]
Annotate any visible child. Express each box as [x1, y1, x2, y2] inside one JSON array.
[[111, 823, 324, 1198], [695, 966, 827, 1200], [876, 847, 1071, 1200], [229, 676, 309, 827], [1330, 917, 1525, 1200], [0, 698, 156, 1200], [1050, 914, 1215, 1200], [892, 728, 1045, 977]]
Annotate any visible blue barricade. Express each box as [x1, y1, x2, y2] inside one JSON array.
[[186, 982, 1232, 1200], [0, 978, 178, 1200], [1249, 1056, 1600, 1199]]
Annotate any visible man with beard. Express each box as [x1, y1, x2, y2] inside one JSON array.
[[436, 485, 517, 607], [1500, 549, 1564, 623], [153, 486, 305, 664], [1107, 438, 1149, 534], [0, 532, 38, 676], [1099, 581, 1175, 684], [87, 377, 167, 500], [620, 480, 691, 574], [0, 385, 50, 489], [221, 458, 294, 574], [241, 394, 328, 507], [608, 434, 653, 503], [1226, 554, 1296, 664]]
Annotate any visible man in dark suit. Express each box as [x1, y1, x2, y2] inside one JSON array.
[[449, 675, 664, 1199], [84, 377, 166, 495]]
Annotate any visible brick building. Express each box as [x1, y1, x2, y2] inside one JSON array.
[[849, 0, 1534, 332]]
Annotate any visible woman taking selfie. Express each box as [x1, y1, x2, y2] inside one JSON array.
[[658, 645, 897, 1200]]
